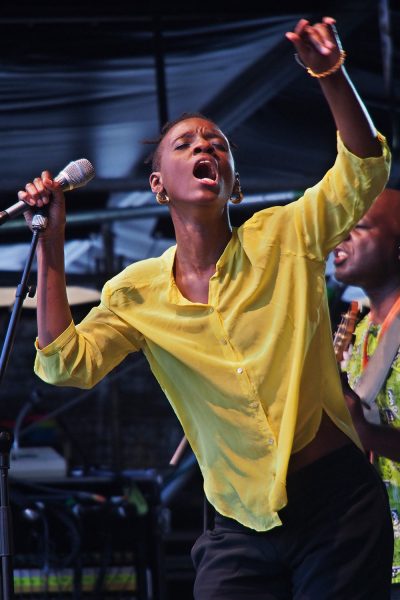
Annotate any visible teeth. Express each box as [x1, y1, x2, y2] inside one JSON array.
[[334, 249, 348, 263]]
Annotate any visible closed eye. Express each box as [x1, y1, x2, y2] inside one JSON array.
[[212, 142, 228, 151], [355, 223, 370, 230]]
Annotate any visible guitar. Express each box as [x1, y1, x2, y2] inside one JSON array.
[[333, 300, 359, 364], [333, 300, 378, 462]]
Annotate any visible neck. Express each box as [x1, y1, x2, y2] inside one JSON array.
[[172, 207, 232, 273], [366, 281, 400, 324]]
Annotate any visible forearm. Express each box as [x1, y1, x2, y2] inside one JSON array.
[[36, 236, 73, 348], [319, 67, 382, 158], [351, 412, 400, 462], [286, 18, 383, 160]]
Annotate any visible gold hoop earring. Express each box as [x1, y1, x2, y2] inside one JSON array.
[[156, 191, 170, 205], [230, 174, 244, 204]]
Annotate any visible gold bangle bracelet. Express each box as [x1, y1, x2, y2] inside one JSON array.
[[306, 50, 346, 79]]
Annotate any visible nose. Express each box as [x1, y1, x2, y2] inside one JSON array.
[[193, 137, 214, 154]]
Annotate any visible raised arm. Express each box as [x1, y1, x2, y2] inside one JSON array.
[[286, 17, 382, 158], [18, 172, 72, 348]]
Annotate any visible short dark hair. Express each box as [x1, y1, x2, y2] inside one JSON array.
[[143, 112, 235, 171]]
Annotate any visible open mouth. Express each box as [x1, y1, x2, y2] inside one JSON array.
[[193, 159, 217, 184], [333, 247, 348, 266]]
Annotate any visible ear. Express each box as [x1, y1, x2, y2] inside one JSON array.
[[149, 172, 163, 194]]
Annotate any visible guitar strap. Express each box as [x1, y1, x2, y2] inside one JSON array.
[[354, 312, 400, 424]]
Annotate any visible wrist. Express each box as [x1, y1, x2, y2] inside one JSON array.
[[37, 230, 65, 247], [37, 234, 66, 264], [294, 49, 347, 81], [307, 50, 346, 79]]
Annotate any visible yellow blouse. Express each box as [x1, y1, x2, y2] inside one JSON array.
[[35, 132, 391, 531]]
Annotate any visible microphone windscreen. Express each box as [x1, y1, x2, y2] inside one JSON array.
[[55, 158, 95, 191]]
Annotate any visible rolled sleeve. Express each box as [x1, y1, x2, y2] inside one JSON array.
[[34, 284, 144, 388], [291, 130, 391, 260]]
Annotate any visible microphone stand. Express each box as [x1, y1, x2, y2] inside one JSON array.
[[0, 430, 13, 600], [0, 208, 48, 599]]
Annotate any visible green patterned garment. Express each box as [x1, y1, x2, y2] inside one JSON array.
[[345, 315, 400, 584]]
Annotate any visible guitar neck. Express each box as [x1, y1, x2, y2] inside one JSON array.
[[333, 300, 360, 364]]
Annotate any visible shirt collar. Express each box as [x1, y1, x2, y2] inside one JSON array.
[[163, 229, 238, 306]]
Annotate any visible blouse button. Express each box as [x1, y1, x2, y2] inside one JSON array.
[[237, 367, 243, 374]]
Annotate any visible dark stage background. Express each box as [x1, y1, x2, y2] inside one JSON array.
[[0, 1, 399, 597]]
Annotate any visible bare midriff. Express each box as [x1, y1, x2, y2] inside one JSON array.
[[288, 411, 353, 474]]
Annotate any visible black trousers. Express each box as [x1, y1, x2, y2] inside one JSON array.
[[191, 444, 393, 599]]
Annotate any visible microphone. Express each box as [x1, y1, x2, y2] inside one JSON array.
[[0, 158, 95, 226]]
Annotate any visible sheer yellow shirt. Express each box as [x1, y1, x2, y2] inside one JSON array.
[[35, 132, 391, 531]]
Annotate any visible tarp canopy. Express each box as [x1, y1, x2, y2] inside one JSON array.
[[0, 0, 398, 278]]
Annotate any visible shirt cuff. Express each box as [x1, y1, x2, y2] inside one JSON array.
[[336, 130, 389, 162], [35, 320, 76, 355]]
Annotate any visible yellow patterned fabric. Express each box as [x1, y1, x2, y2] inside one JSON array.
[[346, 316, 400, 583]]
